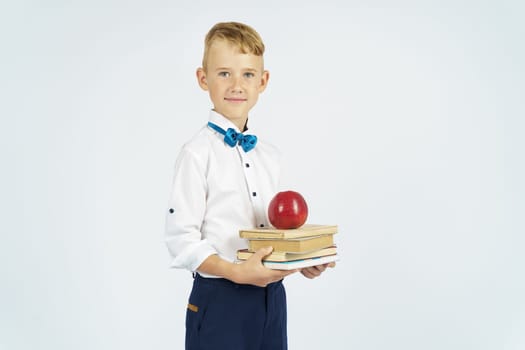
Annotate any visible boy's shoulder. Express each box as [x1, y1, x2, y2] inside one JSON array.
[[182, 125, 211, 149], [248, 127, 282, 158], [253, 137, 282, 158], [175, 126, 212, 162]]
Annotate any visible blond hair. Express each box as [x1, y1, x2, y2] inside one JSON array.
[[202, 22, 265, 71]]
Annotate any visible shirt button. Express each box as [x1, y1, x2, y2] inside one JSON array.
[[169, 208, 174, 214], [260, 224, 265, 228], [245, 163, 250, 168], [252, 192, 257, 197]]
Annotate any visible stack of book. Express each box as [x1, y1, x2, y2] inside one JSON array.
[[237, 224, 339, 270]]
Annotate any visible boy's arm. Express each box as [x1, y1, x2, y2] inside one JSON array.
[[198, 247, 297, 287]]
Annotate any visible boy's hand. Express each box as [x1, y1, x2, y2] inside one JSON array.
[[300, 262, 336, 279], [234, 247, 297, 287]]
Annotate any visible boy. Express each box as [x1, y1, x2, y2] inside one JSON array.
[[165, 22, 332, 350]]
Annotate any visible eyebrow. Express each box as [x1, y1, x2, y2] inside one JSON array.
[[214, 67, 259, 72]]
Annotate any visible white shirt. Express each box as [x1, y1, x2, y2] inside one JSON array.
[[165, 111, 282, 277]]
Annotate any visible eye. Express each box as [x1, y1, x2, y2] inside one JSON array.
[[218, 71, 230, 78], [244, 72, 255, 78]]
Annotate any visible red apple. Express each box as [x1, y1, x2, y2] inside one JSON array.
[[268, 190, 308, 229]]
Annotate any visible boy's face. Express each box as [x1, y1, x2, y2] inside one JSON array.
[[197, 40, 269, 129]]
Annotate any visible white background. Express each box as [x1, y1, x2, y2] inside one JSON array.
[[1, 1, 524, 349]]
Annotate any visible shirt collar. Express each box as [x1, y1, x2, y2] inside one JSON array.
[[208, 110, 253, 134]]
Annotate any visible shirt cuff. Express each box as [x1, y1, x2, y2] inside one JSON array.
[[169, 240, 218, 272]]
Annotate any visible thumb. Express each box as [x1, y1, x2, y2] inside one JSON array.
[[251, 246, 273, 261]]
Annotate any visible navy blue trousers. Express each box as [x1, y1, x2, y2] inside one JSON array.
[[185, 273, 287, 350]]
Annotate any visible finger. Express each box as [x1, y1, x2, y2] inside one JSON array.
[[251, 246, 273, 261], [302, 267, 322, 277], [301, 268, 317, 279], [313, 264, 327, 272], [327, 262, 336, 268]]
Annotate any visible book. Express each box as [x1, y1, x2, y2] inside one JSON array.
[[248, 234, 335, 254], [263, 254, 339, 270], [240, 224, 338, 239], [237, 246, 337, 262]]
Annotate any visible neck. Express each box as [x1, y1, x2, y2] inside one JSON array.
[[214, 110, 248, 131], [230, 117, 248, 132]]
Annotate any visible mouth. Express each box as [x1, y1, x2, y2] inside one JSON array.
[[224, 97, 247, 103]]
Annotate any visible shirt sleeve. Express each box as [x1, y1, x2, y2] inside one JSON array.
[[165, 145, 217, 272]]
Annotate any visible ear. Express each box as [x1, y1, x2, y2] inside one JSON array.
[[196, 68, 209, 91], [258, 70, 270, 93]]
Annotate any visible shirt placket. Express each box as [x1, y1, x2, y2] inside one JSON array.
[[237, 147, 268, 229]]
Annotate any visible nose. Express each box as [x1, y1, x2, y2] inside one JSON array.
[[230, 75, 243, 93]]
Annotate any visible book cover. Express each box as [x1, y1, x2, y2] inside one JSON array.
[[248, 234, 334, 254], [240, 224, 338, 239], [237, 246, 337, 262], [263, 254, 340, 270]]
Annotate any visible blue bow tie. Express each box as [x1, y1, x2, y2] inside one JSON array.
[[207, 122, 258, 152]]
